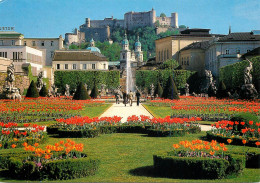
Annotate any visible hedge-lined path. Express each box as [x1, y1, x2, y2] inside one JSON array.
[[100, 103, 153, 122]]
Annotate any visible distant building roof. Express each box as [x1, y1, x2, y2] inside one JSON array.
[[86, 47, 101, 53], [180, 28, 211, 35], [180, 41, 210, 51], [53, 50, 107, 62], [0, 31, 24, 38], [217, 32, 260, 42], [242, 47, 260, 58]]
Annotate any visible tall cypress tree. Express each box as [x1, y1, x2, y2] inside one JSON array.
[[26, 80, 39, 98], [90, 83, 99, 99], [216, 80, 228, 99], [73, 82, 90, 100], [154, 82, 163, 98], [39, 84, 48, 97], [162, 76, 179, 100]]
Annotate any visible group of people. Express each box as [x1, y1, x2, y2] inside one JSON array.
[[115, 90, 141, 107]]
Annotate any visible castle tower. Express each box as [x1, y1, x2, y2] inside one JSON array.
[[171, 13, 178, 28], [90, 38, 95, 47], [120, 33, 131, 69], [122, 33, 129, 51], [150, 8, 156, 27], [85, 18, 91, 28]]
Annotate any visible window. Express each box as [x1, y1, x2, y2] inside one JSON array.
[[236, 48, 240, 54], [73, 64, 77, 70], [158, 51, 160, 61], [247, 49, 251, 53], [64, 64, 68, 70], [187, 57, 189, 66], [0, 52, 7, 58], [181, 57, 183, 65], [83, 64, 87, 70], [11, 40, 15, 45], [167, 50, 169, 59], [50, 51, 54, 58], [103, 64, 106, 69], [184, 57, 186, 65], [225, 49, 229, 54], [161, 51, 163, 61], [51, 41, 53, 46], [32, 41, 36, 46], [122, 53, 125, 59], [24, 41, 27, 46], [92, 64, 96, 69], [41, 41, 44, 46], [0, 40, 3, 45], [164, 50, 166, 61], [56, 64, 60, 70]]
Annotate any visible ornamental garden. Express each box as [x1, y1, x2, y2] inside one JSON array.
[[0, 58, 259, 182]]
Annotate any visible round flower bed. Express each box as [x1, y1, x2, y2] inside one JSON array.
[[153, 139, 245, 179], [6, 139, 99, 180]]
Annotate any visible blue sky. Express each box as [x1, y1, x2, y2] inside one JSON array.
[[0, 0, 259, 38]]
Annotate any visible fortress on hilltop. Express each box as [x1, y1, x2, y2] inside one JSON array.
[[65, 9, 178, 45]]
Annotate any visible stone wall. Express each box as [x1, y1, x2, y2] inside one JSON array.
[[0, 72, 30, 95]]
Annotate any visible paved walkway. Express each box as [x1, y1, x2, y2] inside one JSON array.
[[100, 102, 212, 131], [100, 103, 153, 122]]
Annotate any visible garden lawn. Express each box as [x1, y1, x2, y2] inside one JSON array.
[[0, 132, 259, 182]]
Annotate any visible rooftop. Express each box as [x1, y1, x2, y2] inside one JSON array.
[[180, 41, 210, 51], [242, 47, 260, 58], [217, 32, 260, 42], [53, 50, 107, 62], [0, 31, 24, 38]]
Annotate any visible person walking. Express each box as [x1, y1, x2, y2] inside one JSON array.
[[136, 91, 141, 106], [115, 92, 120, 104], [123, 91, 127, 107], [129, 90, 134, 106]]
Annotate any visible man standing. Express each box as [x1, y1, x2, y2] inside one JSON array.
[[115, 92, 120, 104], [123, 91, 127, 107], [129, 90, 134, 106], [136, 91, 141, 106]]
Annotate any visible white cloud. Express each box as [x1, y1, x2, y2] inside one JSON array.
[[233, 0, 260, 20]]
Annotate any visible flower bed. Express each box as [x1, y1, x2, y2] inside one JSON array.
[[6, 139, 99, 180], [207, 119, 260, 147], [0, 123, 47, 149], [153, 139, 245, 179]]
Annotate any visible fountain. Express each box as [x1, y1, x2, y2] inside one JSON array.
[[126, 56, 135, 93]]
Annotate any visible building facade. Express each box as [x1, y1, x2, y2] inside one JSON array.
[[0, 46, 43, 76], [0, 57, 12, 73], [205, 31, 260, 76], [155, 29, 216, 63], [65, 28, 85, 45], [52, 39, 108, 71]]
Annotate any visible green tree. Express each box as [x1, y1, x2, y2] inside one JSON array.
[[155, 20, 160, 27], [216, 80, 228, 99], [26, 80, 39, 98], [69, 44, 79, 49], [39, 84, 48, 97], [154, 82, 163, 98], [90, 83, 99, 99], [73, 82, 90, 100], [179, 25, 187, 28], [158, 59, 179, 70], [162, 76, 179, 100], [160, 13, 166, 17]]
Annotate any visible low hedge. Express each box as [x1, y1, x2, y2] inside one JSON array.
[[57, 129, 99, 138], [206, 131, 258, 147], [46, 126, 60, 134], [153, 152, 245, 179], [148, 129, 186, 137], [7, 154, 99, 180], [117, 125, 151, 134]]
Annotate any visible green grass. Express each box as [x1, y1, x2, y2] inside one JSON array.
[[0, 132, 259, 182]]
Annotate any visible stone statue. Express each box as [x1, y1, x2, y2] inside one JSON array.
[[36, 71, 44, 92], [65, 84, 70, 97], [84, 83, 88, 90], [244, 59, 253, 85], [185, 83, 189, 96], [201, 70, 214, 94], [101, 84, 106, 96], [50, 84, 57, 97], [5, 63, 15, 90], [150, 83, 155, 97]]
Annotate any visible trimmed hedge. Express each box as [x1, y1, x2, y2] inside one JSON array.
[[73, 82, 90, 100], [57, 129, 99, 138], [26, 80, 39, 98], [136, 69, 196, 90], [153, 152, 245, 179], [54, 70, 120, 92], [230, 112, 259, 132], [7, 154, 99, 180], [219, 56, 260, 92]]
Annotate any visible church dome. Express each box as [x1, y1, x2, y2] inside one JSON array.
[[122, 33, 129, 45], [86, 46, 101, 53], [135, 35, 141, 47]]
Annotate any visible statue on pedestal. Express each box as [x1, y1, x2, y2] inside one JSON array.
[[5, 63, 15, 91], [65, 84, 70, 97], [244, 59, 253, 85], [185, 83, 189, 96], [150, 83, 155, 98], [36, 71, 44, 92]]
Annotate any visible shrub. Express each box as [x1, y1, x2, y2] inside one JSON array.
[[39, 84, 48, 97], [73, 82, 90, 100], [162, 76, 179, 99], [153, 152, 245, 179], [58, 129, 99, 138], [154, 82, 163, 98], [7, 155, 99, 180], [216, 80, 228, 99], [231, 112, 258, 132], [90, 83, 99, 99], [26, 80, 39, 98]]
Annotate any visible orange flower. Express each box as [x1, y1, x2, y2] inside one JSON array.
[[222, 147, 228, 151], [0, 144, 2, 148], [11, 144, 16, 148], [34, 143, 39, 147], [209, 151, 215, 156], [219, 143, 225, 147], [249, 121, 253, 125], [240, 122, 245, 125], [255, 142, 260, 146], [59, 140, 64, 145], [227, 139, 232, 144], [44, 155, 51, 160], [173, 144, 180, 149], [242, 139, 247, 145]]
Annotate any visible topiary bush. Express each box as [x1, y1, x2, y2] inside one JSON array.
[[162, 76, 179, 100], [26, 80, 39, 98], [39, 84, 48, 97], [216, 80, 228, 99], [73, 82, 90, 100], [154, 82, 163, 98], [90, 83, 99, 99]]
